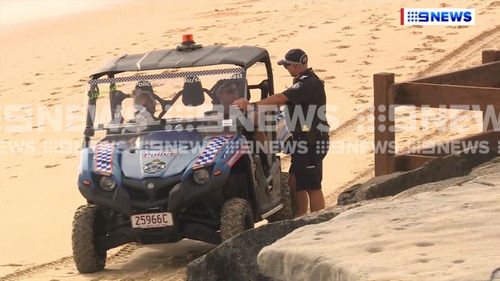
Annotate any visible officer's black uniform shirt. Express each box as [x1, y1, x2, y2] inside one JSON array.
[[283, 68, 329, 134]]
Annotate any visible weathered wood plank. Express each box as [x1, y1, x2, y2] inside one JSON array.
[[412, 61, 500, 87], [395, 82, 500, 110]]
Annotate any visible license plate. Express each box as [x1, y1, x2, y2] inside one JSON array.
[[131, 212, 173, 228]]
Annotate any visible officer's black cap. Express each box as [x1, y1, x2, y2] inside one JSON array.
[[277, 49, 308, 66]]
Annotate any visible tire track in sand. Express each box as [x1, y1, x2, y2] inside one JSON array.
[[0, 243, 141, 281], [326, 24, 500, 204]]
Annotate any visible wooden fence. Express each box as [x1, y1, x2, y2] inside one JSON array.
[[374, 50, 500, 176]]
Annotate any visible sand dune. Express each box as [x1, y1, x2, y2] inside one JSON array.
[[0, 0, 499, 280]]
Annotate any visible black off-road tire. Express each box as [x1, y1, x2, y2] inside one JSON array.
[[267, 172, 295, 222], [72, 204, 107, 273], [220, 198, 254, 241]]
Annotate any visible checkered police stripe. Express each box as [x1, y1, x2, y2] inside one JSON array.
[[280, 58, 303, 65], [194, 135, 233, 168], [89, 68, 244, 85], [95, 142, 114, 174]]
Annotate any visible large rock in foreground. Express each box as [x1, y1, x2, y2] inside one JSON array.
[[258, 173, 500, 281], [187, 207, 352, 281]]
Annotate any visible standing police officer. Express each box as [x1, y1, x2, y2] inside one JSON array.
[[233, 49, 329, 217]]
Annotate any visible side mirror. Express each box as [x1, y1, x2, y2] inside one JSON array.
[[182, 76, 205, 106]]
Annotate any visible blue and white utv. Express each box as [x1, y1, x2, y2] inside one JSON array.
[[72, 36, 294, 273]]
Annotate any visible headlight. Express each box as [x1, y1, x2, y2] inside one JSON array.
[[99, 176, 116, 192], [193, 168, 210, 184]]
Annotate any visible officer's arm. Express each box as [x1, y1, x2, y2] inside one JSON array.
[[232, 89, 293, 110], [254, 93, 288, 106]]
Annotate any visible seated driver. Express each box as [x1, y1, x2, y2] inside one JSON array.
[[214, 80, 270, 154], [215, 80, 239, 116]]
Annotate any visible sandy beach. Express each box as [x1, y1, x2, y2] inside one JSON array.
[[0, 0, 498, 280]]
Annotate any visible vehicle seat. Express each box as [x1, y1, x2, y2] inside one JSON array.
[[182, 76, 205, 106]]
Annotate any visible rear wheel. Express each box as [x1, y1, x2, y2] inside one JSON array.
[[267, 172, 295, 222], [220, 198, 254, 241], [72, 204, 107, 273]]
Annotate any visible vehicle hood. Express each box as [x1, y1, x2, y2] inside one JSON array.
[[116, 131, 199, 180], [109, 131, 234, 180]]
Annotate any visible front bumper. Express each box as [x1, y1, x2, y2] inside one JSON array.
[[78, 170, 229, 246], [78, 169, 229, 215]]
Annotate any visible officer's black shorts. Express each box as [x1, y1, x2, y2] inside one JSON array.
[[289, 149, 323, 191]]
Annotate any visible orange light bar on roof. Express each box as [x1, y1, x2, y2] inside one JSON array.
[[177, 33, 202, 51], [183, 34, 193, 43]]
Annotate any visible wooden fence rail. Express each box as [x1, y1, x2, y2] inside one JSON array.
[[374, 49, 500, 176]]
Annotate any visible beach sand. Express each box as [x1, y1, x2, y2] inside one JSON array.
[[0, 0, 498, 280]]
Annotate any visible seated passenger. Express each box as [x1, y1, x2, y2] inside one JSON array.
[[131, 81, 156, 123]]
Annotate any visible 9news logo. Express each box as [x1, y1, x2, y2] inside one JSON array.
[[401, 8, 475, 26]]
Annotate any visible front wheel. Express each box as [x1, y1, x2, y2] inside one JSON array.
[[220, 198, 254, 241], [267, 172, 295, 222], [72, 204, 107, 273]]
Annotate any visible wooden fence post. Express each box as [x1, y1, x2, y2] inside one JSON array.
[[482, 50, 499, 64], [374, 73, 396, 176], [482, 50, 500, 131]]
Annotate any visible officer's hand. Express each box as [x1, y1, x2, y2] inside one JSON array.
[[232, 98, 250, 111]]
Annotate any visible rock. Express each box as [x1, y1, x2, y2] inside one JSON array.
[[395, 156, 500, 199], [187, 206, 352, 281], [258, 169, 500, 281], [187, 150, 500, 281], [337, 150, 497, 205]]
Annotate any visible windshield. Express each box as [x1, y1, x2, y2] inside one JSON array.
[[86, 66, 246, 133]]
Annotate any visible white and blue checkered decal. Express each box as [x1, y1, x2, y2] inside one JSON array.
[[89, 68, 244, 85], [95, 142, 115, 175], [193, 135, 233, 168]]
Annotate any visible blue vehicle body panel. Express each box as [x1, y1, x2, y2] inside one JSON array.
[[77, 131, 250, 214]]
